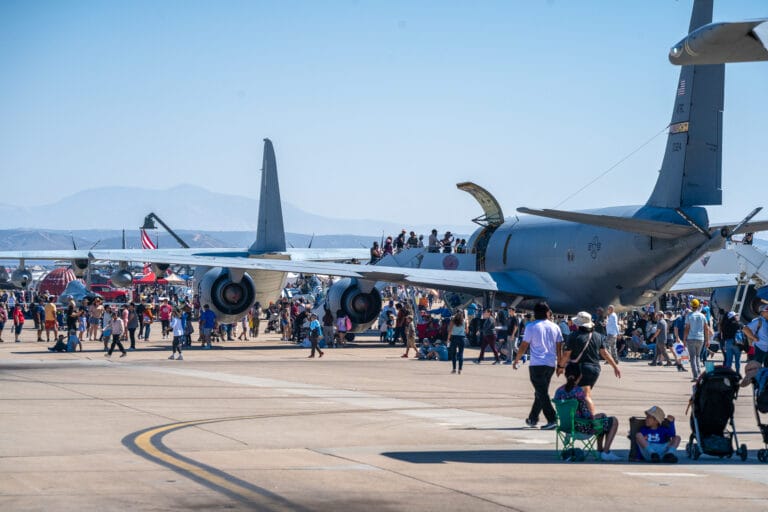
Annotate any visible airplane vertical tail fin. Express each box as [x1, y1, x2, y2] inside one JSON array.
[[646, 0, 724, 209], [249, 138, 287, 254]]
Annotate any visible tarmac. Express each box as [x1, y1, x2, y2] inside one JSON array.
[[1, 326, 767, 511]]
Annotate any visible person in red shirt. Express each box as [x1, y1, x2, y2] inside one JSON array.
[[159, 299, 173, 340], [12, 304, 25, 343]]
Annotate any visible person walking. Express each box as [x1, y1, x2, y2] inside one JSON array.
[[684, 299, 709, 381], [168, 309, 184, 360], [743, 303, 768, 367], [105, 311, 127, 357], [476, 309, 500, 364], [557, 311, 621, 415], [720, 311, 743, 373], [512, 302, 563, 430], [448, 310, 467, 374], [401, 315, 418, 358], [307, 313, 324, 358], [126, 303, 139, 350]]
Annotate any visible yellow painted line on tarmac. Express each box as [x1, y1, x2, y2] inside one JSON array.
[[125, 415, 310, 510]]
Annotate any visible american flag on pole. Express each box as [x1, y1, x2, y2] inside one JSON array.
[[140, 229, 157, 250]]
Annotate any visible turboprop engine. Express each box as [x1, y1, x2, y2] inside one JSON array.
[[321, 278, 382, 332], [71, 259, 90, 278], [11, 268, 32, 288], [110, 268, 133, 289], [198, 267, 257, 324]]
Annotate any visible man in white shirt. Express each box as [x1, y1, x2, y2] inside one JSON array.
[[512, 302, 563, 430], [605, 305, 620, 364]]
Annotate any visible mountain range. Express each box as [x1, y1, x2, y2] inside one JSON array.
[[0, 184, 472, 236]]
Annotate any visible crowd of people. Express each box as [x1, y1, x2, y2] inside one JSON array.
[[370, 228, 470, 263]]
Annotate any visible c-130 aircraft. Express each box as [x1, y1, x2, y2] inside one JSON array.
[[1, 0, 766, 330]]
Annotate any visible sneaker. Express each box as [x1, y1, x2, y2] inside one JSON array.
[[120, 352, 127, 358], [662, 453, 678, 463], [168, 354, 175, 360], [601, 451, 621, 462], [540, 421, 557, 431], [176, 354, 183, 361], [492, 360, 500, 365], [104, 353, 111, 357], [451, 369, 456, 374], [525, 418, 538, 428], [651, 453, 661, 463], [457, 369, 461, 374], [473, 359, 481, 364]]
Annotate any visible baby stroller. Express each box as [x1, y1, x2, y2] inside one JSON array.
[[685, 366, 748, 460]]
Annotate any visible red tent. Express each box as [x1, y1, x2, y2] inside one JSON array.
[[134, 273, 168, 285]]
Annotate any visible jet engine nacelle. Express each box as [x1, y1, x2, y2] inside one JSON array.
[[322, 278, 382, 332], [710, 285, 765, 323], [110, 269, 134, 289], [11, 268, 32, 288], [198, 267, 257, 324], [151, 263, 170, 278], [72, 259, 90, 278]]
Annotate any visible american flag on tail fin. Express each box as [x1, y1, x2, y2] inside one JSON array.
[[140, 229, 157, 250]]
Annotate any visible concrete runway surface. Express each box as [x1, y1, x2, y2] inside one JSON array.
[[1, 328, 767, 511]]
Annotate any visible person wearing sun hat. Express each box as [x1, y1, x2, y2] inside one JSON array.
[[557, 311, 621, 415], [635, 405, 680, 463]]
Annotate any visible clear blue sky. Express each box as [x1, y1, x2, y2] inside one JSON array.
[[1, 0, 766, 227]]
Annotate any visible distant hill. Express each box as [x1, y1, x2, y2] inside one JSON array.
[[0, 184, 472, 236]]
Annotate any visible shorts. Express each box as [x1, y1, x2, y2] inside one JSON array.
[[45, 320, 56, 330], [202, 327, 213, 337], [15, 324, 24, 335], [640, 442, 674, 460], [161, 319, 170, 330], [578, 362, 601, 388], [89, 317, 101, 326]]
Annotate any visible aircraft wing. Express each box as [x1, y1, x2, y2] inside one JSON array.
[[516, 207, 697, 239], [669, 273, 739, 292], [0, 250, 92, 260], [89, 249, 499, 293]]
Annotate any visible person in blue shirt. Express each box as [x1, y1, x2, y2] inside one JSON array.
[[307, 313, 324, 358], [200, 304, 217, 349], [635, 405, 680, 463]]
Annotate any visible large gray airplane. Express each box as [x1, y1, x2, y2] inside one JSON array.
[[1, 0, 766, 328]]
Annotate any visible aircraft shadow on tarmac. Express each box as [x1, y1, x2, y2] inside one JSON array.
[[381, 449, 766, 465]]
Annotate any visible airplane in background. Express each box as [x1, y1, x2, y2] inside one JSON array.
[[1, 0, 766, 330], [0, 139, 371, 324]]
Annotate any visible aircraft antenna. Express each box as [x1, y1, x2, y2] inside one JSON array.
[[552, 125, 668, 209]]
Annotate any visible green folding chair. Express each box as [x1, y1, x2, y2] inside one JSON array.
[[552, 398, 605, 461]]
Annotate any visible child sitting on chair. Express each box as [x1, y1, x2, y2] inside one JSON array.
[[636, 405, 680, 463]]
